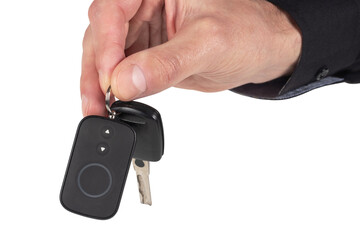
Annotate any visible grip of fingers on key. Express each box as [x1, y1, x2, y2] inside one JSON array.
[[111, 101, 164, 162]]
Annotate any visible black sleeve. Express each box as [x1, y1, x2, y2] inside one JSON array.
[[231, 0, 360, 100]]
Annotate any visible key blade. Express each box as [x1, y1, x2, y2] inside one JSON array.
[[136, 174, 152, 206], [132, 158, 152, 206]]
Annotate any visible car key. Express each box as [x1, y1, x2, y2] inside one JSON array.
[[110, 99, 164, 205], [132, 158, 152, 205], [60, 116, 136, 219]]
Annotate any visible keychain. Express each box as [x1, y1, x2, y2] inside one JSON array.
[[60, 87, 164, 219]]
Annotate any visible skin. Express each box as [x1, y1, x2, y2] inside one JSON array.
[[80, 0, 302, 116]]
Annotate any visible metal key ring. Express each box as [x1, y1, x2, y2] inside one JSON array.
[[105, 86, 117, 119]]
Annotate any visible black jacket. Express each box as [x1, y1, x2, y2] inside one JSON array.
[[232, 0, 360, 99]]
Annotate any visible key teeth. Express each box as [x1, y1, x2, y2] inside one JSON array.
[[133, 158, 152, 206], [136, 175, 152, 206]]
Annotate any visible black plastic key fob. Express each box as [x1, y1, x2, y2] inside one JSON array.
[[60, 116, 136, 219], [111, 100, 164, 162]]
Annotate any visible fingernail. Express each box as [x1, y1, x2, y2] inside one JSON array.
[[132, 65, 147, 94], [81, 94, 89, 116]]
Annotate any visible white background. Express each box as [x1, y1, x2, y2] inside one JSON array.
[[0, 1, 359, 239]]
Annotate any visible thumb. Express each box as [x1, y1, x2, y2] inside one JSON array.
[[110, 23, 214, 100]]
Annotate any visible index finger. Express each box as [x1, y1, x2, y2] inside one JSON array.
[[88, 0, 142, 93]]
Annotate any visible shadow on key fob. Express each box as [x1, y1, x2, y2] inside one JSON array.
[[60, 116, 136, 220]]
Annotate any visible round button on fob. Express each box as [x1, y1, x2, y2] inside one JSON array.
[[78, 163, 112, 198]]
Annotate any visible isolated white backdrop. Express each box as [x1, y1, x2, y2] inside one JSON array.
[[0, 1, 359, 239]]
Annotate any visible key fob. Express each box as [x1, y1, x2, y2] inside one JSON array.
[[111, 100, 164, 162], [60, 116, 136, 219]]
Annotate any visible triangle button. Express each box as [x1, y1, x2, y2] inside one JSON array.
[[97, 143, 109, 155]]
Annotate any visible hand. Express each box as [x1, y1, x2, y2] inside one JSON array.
[[80, 0, 301, 116]]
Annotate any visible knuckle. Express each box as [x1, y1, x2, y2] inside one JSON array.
[[88, 0, 103, 21], [196, 17, 227, 44], [151, 53, 181, 86]]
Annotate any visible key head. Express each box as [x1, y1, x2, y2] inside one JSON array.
[[111, 100, 164, 162], [60, 116, 136, 220]]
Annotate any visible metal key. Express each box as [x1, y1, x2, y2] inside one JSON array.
[[132, 158, 152, 205], [110, 99, 164, 206]]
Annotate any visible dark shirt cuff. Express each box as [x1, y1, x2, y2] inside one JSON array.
[[232, 0, 360, 99]]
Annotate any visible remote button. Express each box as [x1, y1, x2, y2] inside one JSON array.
[[97, 143, 109, 155], [101, 126, 114, 139], [77, 163, 112, 198]]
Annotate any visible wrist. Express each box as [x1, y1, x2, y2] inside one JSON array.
[[262, 0, 302, 78]]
